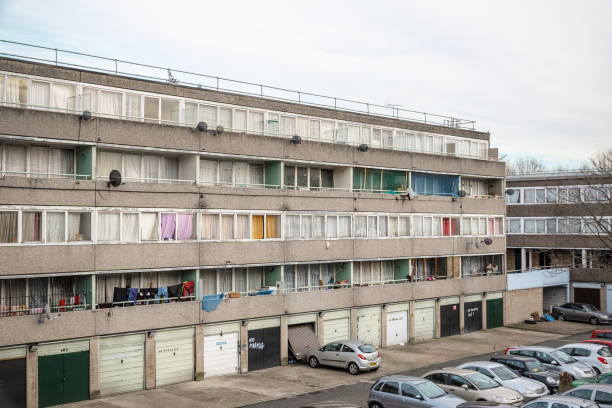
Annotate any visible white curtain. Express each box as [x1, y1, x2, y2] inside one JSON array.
[[52, 84, 75, 111], [382, 261, 394, 282], [249, 164, 264, 186], [413, 216, 423, 236], [140, 212, 159, 240], [122, 213, 139, 242], [235, 269, 247, 293], [201, 270, 217, 295], [125, 94, 141, 119], [399, 217, 410, 236], [326, 216, 337, 238], [184, 102, 197, 126], [96, 151, 122, 179], [219, 107, 232, 129], [297, 265, 308, 291], [67, 213, 83, 241], [159, 271, 180, 287], [267, 113, 279, 135], [309, 264, 320, 288], [283, 265, 295, 290], [219, 161, 233, 185], [338, 216, 350, 237], [248, 267, 263, 291], [354, 216, 367, 237], [378, 216, 388, 237], [296, 117, 308, 137], [389, 217, 398, 237], [280, 116, 295, 137], [7, 77, 26, 104], [313, 216, 325, 238], [201, 214, 218, 239], [309, 120, 320, 139], [124, 154, 141, 181], [161, 157, 179, 182], [100, 91, 122, 117], [361, 127, 371, 144], [301, 215, 312, 239], [219, 269, 232, 293], [372, 262, 381, 283], [235, 162, 248, 186], [144, 97, 159, 121], [221, 215, 234, 240], [433, 217, 442, 236], [321, 263, 334, 285], [161, 99, 179, 123], [49, 148, 74, 176], [6, 145, 26, 174], [30, 146, 49, 177], [321, 121, 334, 141], [200, 160, 217, 185], [285, 215, 300, 238], [234, 109, 247, 131], [368, 216, 378, 237], [248, 111, 264, 134], [143, 155, 159, 182], [82, 87, 98, 112], [46, 212, 65, 243], [236, 215, 249, 239], [337, 125, 348, 143], [423, 217, 432, 236], [199, 105, 217, 127], [97, 213, 120, 242], [31, 81, 50, 108], [353, 263, 361, 285]]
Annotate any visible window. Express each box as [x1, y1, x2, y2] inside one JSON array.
[[425, 373, 447, 385], [5, 144, 26, 175], [321, 169, 334, 189], [399, 217, 410, 237], [220, 214, 234, 240], [411, 173, 459, 196], [184, 102, 197, 126], [0, 211, 18, 243], [248, 111, 264, 134], [22, 211, 42, 242], [280, 116, 295, 137], [284, 166, 295, 188], [381, 381, 399, 395], [46, 212, 66, 243], [338, 216, 351, 238], [546, 218, 557, 234], [200, 160, 217, 185], [448, 375, 471, 388], [160, 99, 179, 123], [201, 214, 219, 240], [524, 219, 536, 233], [31, 81, 50, 108], [523, 403, 550, 408], [97, 212, 119, 242], [595, 391, 612, 405], [413, 216, 423, 236], [266, 215, 280, 238], [267, 113, 279, 135], [313, 216, 325, 238], [52, 84, 76, 111], [567, 389, 593, 400], [68, 212, 91, 241], [327, 216, 337, 238], [100, 90, 121, 117], [546, 188, 557, 203], [199, 105, 217, 128], [507, 189, 520, 204], [234, 109, 247, 132], [160, 213, 176, 240], [177, 213, 196, 240], [122, 213, 139, 242], [236, 215, 249, 239], [354, 216, 367, 238], [508, 219, 521, 234], [568, 218, 582, 233], [141, 212, 159, 240], [524, 189, 536, 203], [367, 216, 378, 237], [252, 215, 264, 239], [6, 77, 27, 105], [401, 383, 421, 399]]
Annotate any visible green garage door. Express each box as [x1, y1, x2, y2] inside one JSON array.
[[38, 340, 89, 408], [486, 293, 503, 329]]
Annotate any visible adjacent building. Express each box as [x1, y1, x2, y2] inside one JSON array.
[[0, 51, 506, 407]]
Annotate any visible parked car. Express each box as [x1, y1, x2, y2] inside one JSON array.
[[368, 375, 466, 408], [574, 373, 612, 388], [522, 395, 601, 408], [457, 403, 516, 408], [557, 344, 612, 375], [553, 303, 612, 325], [506, 346, 597, 380], [457, 361, 549, 400], [490, 355, 560, 392], [305, 340, 381, 375], [564, 384, 612, 408], [592, 331, 612, 340], [423, 368, 524, 405], [583, 340, 612, 351]]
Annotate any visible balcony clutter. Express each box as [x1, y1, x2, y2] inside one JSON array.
[[98, 280, 195, 308]]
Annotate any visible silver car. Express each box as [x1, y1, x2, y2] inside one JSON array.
[[306, 340, 381, 375], [457, 361, 549, 400], [368, 376, 466, 408], [564, 384, 612, 408], [553, 303, 612, 325], [507, 346, 597, 380], [522, 395, 601, 408], [558, 344, 612, 375]]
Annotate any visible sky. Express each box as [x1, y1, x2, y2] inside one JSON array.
[[0, 0, 610, 168]]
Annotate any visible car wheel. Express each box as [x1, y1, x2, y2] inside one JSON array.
[[558, 314, 566, 321], [369, 403, 383, 408], [348, 362, 360, 375], [594, 367, 601, 375], [590, 317, 599, 325], [309, 356, 319, 368]]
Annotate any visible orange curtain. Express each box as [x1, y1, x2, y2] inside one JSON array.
[[266, 215, 278, 238], [252, 215, 264, 239]]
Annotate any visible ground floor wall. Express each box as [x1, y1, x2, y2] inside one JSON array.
[[504, 287, 543, 324]]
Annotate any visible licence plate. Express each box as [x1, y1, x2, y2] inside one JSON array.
[[370, 362, 377, 366]]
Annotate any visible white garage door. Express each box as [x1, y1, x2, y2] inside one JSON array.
[[543, 285, 568, 313], [99, 334, 145, 397], [386, 303, 409, 346], [204, 322, 240, 379], [323, 310, 350, 344], [155, 327, 195, 387], [413, 300, 435, 342], [356, 306, 381, 347]]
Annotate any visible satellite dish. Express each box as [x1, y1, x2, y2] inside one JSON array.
[[80, 110, 92, 121], [213, 125, 224, 136], [196, 122, 207, 132], [483, 238, 493, 246], [358, 144, 369, 152], [457, 190, 467, 198], [506, 189, 515, 196], [108, 170, 122, 187], [290, 135, 302, 144]]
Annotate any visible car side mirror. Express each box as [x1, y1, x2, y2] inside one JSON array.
[[461, 384, 469, 390], [551, 360, 559, 365], [417, 394, 424, 400]]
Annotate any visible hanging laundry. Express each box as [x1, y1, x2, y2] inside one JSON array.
[[156, 286, 168, 304], [182, 281, 195, 298], [113, 287, 129, 304], [202, 293, 224, 312], [127, 288, 139, 305], [168, 284, 182, 300]]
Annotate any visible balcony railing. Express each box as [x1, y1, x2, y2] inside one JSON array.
[[0, 292, 91, 317]]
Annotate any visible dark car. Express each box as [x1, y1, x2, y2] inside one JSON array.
[[553, 303, 612, 325], [490, 355, 560, 392]]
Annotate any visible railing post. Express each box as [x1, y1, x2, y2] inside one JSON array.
[[114, 59, 118, 75], [298, 91, 301, 103], [334, 97, 337, 109], [260, 84, 263, 96], [216, 77, 219, 91]]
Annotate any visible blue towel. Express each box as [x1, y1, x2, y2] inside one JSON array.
[[156, 286, 168, 304], [257, 289, 273, 296], [128, 288, 139, 304], [201, 294, 224, 312]]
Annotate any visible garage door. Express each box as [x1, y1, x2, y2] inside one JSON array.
[[323, 310, 350, 344], [248, 318, 280, 372], [607, 285, 612, 314], [543, 285, 568, 313], [464, 294, 483, 334], [155, 327, 194, 387], [38, 340, 89, 408], [574, 285, 601, 310], [386, 303, 409, 346], [99, 334, 145, 397], [440, 297, 460, 338], [413, 300, 435, 342], [0, 346, 26, 408], [486, 292, 504, 329], [356, 306, 381, 347], [204, 322, 240, 379]]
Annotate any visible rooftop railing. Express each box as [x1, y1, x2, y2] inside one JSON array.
[[0, 39, 477, 131]]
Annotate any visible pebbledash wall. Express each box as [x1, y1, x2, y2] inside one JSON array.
[[0, 56, 507, 408]]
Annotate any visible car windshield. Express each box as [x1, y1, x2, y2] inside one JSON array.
[[491, 366, 519, 380], [551, 350, 577, 363], [417, 381, 447, 399], [466, 373, 500, 390], [598, 347, 612, 357], [584, 304, 599, 312], [358, 344, 376, 353], [525, 360, 546, 372]]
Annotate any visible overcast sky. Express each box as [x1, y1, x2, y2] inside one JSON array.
[[1, 0, 610, 167]]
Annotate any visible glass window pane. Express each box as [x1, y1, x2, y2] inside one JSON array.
[[199, 105, 217, 127], [338, 216, 351, 238], [6, 77, 27, 105], [144, 97, 159, 121], [99, 90, 121, 117], [284, 166, 295, 188], [22, 211, 42, 242], [46, 212, 66, 242], [0, 211, 18, 243], [125, 94, 141, 119], [236, 215, 249, 239], [143, 155, 159, 182], [327, 216, 337, 238], [161, 99, 179, 123], [313, 216, 325, 238], [234, 109, 247, 132], [301, 215, 312, 238], [141, 212, 159, 240], [265, 215, 280, 238], [122, 213, 139, 242], [219, 107, 232, 129], [68, 212, 91, 241], [200, 159, 217, 185], [31, 81, 50, 108], [96, 151, 122, 179], [52, 83, 76, 111], [297, 167, 308, 188], [184, 102, 197, 126], [202, 214, 219, 240], [221, 214, 234, 240], [267, 113, 279, 135], [6, 144, 26, 175], [97, 212, 119, 242], [248, 111, 264, 134]]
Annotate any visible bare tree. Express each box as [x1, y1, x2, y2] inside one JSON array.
[[506, 156, 547, 175]]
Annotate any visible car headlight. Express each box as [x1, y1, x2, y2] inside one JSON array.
[[546, 376, 558, 385]]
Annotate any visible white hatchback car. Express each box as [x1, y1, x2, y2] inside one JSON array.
[[558, 344, 612, 375]]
